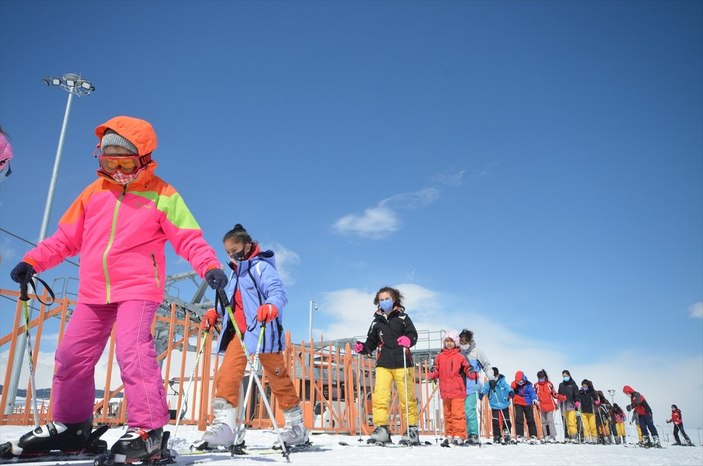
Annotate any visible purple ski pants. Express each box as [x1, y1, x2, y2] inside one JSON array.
[[51, 301, 169, 429]]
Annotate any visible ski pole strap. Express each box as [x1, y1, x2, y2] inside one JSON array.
[[19, 276, 56, 306]]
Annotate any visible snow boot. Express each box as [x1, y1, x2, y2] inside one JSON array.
[[5, 418, 94, 457], [464, 434, 479, 446], [110, 427, 163, 462], [276, 406, 309, 447], [399, 426, 420, 446], [198, 398, 236, 448], [367, 425, 391, 444]]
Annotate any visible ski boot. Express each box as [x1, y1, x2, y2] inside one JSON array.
[[274, 406, 309, 448], [193, 398, 236, 450], [399, 426, 420, 446], [464, 434, 479, 446], [652, 436, 662, 448], [101, 427, 167, 464], [0, 418, 95, 458], [528, 435, 539, 445], [367, 425, 391, 444]]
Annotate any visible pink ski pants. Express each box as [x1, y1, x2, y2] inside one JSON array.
[[52, 301, 169, 429]]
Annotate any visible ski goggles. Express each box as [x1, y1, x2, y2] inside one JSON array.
[[98, 154, 141, 173]]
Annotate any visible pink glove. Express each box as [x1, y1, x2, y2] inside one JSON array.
[[397, 336, 411, 347], [353, 342, 364, 353], [595, 399, 601, 406], [574, 401, 581, 409], [428, 371, 437, 380], [200, 308, 219, 331]]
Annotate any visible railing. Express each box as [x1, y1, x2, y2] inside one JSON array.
[[0, 288, 549, 439]]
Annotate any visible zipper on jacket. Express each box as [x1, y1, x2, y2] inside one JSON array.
[[151, 252, 161, 288], [102, 186, 126, 303]]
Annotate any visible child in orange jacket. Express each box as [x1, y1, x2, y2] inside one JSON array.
[[428, 330, 472, 446]]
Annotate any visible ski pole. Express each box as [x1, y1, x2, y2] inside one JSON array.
[[356, 355, 363, 442], [171, 327, 210, 445], [477, 394, 482, 447], [217, 289, 289, 460], [232, 333, 262, 450], [19, 282, 39, 427], [402, 346, 411, 445]]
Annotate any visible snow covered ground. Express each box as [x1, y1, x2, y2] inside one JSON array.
[[0, 425, 701, 466]]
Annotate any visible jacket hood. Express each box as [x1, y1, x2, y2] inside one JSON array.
[[623, 385, 634, 395], [515, 370, 529, 383], [95, 116, 158, 157]]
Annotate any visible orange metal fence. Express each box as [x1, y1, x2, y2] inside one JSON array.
[[0, 289, 549, 439]]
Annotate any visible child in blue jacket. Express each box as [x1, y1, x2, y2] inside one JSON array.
[[511, 370, 539, 443], [479, 367, 514, 444]]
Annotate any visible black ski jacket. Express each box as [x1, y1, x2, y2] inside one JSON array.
[[558, 378, 579, 403], [358, 308, 418, 369]]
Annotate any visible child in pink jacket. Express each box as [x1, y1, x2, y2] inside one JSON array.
[[428, 330, 471, 446], [8, 116, 228, 461]]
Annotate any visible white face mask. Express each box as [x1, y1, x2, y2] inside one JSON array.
[[459, 343, 470, 351]]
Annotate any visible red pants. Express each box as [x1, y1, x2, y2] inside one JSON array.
[[442, 397, 467, 439], [216, 336, 300, 410]]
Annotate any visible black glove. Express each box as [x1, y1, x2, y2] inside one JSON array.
[[489, 379, 497, 390], [626, 405, 632, 412], [205, 268, 228, 290], [478, 393, 484, 401], [11, 261, 35, 285], [508, 392, 515, 399]]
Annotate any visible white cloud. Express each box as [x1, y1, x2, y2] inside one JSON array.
[[431, 168, 466, 186], [316, 284, 703, 430], [689, 302, 703, 319], [332, 205, 399, 239], [332, 188, 438, 239]]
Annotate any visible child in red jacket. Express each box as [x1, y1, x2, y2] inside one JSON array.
[[667, 404, 693, 446], [428, 330, 471, 446]]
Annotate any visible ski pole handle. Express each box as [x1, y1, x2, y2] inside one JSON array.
[[19, 281, 29, 302]]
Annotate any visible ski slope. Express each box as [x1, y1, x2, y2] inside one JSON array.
[[0, 425, 701, 466]]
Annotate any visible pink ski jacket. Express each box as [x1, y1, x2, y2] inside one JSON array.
[[22, 116, 220, 304]]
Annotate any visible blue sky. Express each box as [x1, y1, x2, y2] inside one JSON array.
[[1, 1, 701, 427]]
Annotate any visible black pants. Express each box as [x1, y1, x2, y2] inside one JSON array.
[[514, 404, 537, 437], [491, 408, 512, 440], [673, 424, 691, 444]]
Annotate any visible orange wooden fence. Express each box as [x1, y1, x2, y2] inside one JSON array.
[[0, 288, 550, 439]]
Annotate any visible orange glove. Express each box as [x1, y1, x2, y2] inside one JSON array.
[[201, 308, 220, 331], [256, 304, 278, 323]]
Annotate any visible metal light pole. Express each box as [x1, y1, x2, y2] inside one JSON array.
[[308, 300, 318, 344], [5, 73, 95, 417]]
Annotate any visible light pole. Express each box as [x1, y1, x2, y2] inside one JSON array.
[[308, 300, 318, 344], [5, 73, 95, 417], [607, 389, 615, 405]]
